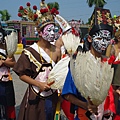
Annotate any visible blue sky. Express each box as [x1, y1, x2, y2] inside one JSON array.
[[0, 0, 120, 23]]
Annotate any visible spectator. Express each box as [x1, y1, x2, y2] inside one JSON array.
[[21, 34, 26, 48]]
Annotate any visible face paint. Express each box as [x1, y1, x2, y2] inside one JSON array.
[[41, 24, 55, 42], [92, 30, 111, 53], [0, 32, 3, 43]]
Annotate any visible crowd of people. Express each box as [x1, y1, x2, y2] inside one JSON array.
[[0, 0, 120, 120]]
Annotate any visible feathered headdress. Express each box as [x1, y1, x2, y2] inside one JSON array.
[[18, 1, 59, 30]]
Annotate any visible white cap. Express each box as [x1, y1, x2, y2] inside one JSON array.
[[54, 14, 71, 33]]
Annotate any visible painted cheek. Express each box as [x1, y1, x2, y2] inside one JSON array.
[[42, 32, 48, 37], [51, 30, 55, 35]]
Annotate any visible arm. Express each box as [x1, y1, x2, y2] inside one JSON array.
[[20, 75, 50, 91], [64, 94, 88, 110], [62, 69, 98, 114], [64, 94, 98, 114], [56, 46, 61, 62], [2, 56, 16, 68], [110, 45, 115, 56]]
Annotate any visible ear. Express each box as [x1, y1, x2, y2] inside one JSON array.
[[38, 31, 42, 37], [88, 35, 92, 43]]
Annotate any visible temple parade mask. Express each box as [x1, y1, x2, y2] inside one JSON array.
[[92, 30, 111, 53]]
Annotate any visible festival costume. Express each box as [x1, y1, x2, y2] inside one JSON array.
[[17, 2, 80, 120], [110, 54, 120, 120], [62, 54, 116, 120], [62, 69, 87, 120], [0, 48, 16, 120], [13, 43, 58, 120], [0, 24, 17, 120], [108, 16, 120, 120], [61, 7, 117, 120]]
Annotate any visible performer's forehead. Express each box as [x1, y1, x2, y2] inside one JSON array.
[[93, 29, 111, 35]]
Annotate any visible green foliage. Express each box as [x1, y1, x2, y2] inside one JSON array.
[[0, 10, 11, 21], [87, 0, 107, 8], [47, 2, 59, 10]]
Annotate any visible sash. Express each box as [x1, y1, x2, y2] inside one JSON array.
[[29, 43, 56, 97], [31, 43, 55, 67]]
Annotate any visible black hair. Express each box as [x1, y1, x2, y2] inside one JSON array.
[[82, 38, 91, 52], [114, 38, 118, 44]]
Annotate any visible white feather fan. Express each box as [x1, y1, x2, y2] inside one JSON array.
[[47, 56, 70, 89], [71, 51, 114, 106], [62, 32, 80, 55], [5, 31, 18, 57]]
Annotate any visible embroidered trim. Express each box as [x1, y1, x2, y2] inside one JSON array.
[[24, 49, 42, 72]]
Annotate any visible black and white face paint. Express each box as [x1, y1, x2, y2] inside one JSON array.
[[0, 32, 3, 43], [92, 30, 111, 53]]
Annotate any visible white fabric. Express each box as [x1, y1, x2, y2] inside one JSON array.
[[71, 51, 114, 106], [31, 43, 55, 67], [54, 14, 71, 33], [0, 48, 6, 55], [31, 43, 56, 97]]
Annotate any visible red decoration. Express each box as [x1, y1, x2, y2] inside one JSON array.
[[40, 9, 45, 14], [55, 10, 59, 14], [34, 14, 38, 19], [26, 2, 30, 7], [108, 55, 116, 64], [48, 5, 50, 9], [18, 13, 22, 17], [71, 27, 79, 36], [40, 8, 48, 14], [33, 5, 37, 10], [44, 8, 48, 13], [50, 8, 57, 14], [24, 9, 28, 15], [19, 6, 23, 10]]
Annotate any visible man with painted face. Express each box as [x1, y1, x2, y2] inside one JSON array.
[[62, 8, 116, 120], [13, 1, 61, 120], [0, 22, 16, 120]]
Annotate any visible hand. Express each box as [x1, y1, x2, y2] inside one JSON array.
[[0, 60, 3, 66], [87, 97, 98, 114], [38, 82, 50, 91], [116, 89, 120, 95], [5, 57, 12, 62]]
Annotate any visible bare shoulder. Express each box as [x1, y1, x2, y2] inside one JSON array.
[[56, 46, 61, 54], [55, 37, 63, 48]]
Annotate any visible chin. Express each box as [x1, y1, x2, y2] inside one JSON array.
[[49, 39, 54, 42]]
